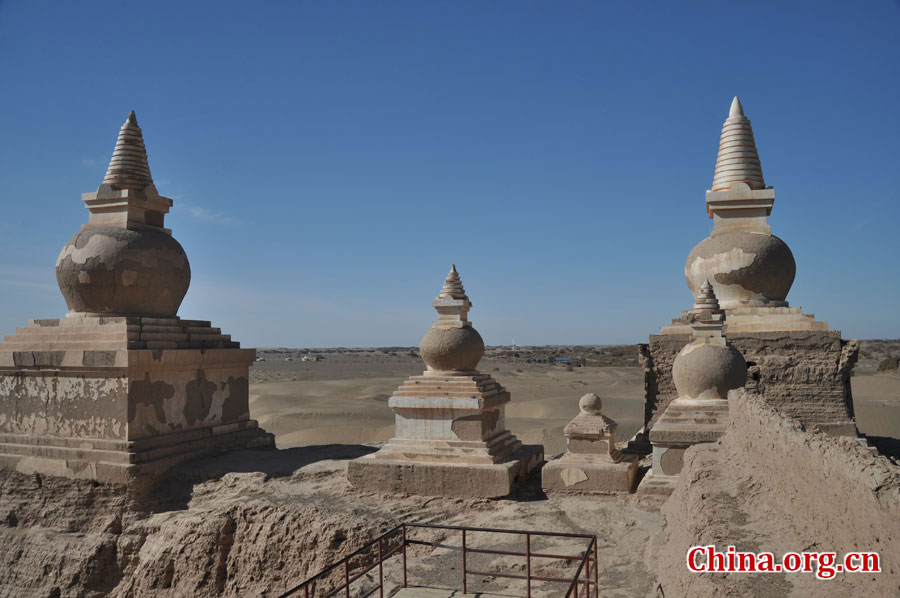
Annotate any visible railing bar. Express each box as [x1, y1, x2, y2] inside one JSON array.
[[564, 547, 589, 598], [382, 544, 403, 559], [464, 570, 580, 584], [344, 561, 350, 598], [461, 530, 467, 594], [401, 523, 408, 589], [463, 547, 583, 561], [526, 533, 532, 598], [405, 523, 594, 539], [584, 552, 590, 598], [404, 542, 584, 560], [378, 538, 384, 598], [359, 585, 381, 598], [593, 538, 598, 598], [282, 525, 404, 594], [405, 540, 461, 550]]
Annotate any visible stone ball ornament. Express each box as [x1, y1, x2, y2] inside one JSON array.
[[56, 226, 191, 316], [685, 231, 795, 308], [420, 326, 485, 372], [578, 393, 603, 415], [672, 340, 747, 401]]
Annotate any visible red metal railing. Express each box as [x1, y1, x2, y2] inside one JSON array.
[[278, 522, 598, 598]]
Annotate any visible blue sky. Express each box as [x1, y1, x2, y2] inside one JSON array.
[[0, 1, 898, 347]]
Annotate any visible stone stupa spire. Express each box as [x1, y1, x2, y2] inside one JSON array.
[[103, 110, 154, 190], [692, 279, 721, 314], [711, 96, 765, 192], [439, 264, 469, 301], [80, 110, 173, 234], [432, 264, 473, 329]]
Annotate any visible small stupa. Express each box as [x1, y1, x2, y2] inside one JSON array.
[[642, 284, 747, 494], [347, 265, 543, 498], [637, 97, 858, 448], [0, 112, 273, 489], [542, 393, 637, 494]]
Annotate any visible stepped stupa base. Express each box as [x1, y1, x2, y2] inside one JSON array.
[[643, 398, 729, 494], [0, 421, 273, 487], [0, 314, 275, 489], [347, 369, 544, 498], [348, 443, 543, 498], [661, 305, 828, 335]]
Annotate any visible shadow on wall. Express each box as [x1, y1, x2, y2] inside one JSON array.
[[144, 444, 379, 513]]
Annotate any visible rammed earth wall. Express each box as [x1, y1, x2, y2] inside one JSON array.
[[651, 389, 900, 597], [640, 331, 858, 435]]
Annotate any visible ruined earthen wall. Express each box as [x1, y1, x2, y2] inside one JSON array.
[[641, 331, 858, 433], [652, 390, 900, 597]]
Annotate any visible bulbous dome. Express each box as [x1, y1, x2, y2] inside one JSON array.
[[578, 393, 603, 415], [420, 326, 484, 372], [56, 226, 190, 316], [685, 231, 795, 308], [672, 342, 747, 401]]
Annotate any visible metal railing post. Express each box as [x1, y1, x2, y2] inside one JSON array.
[[593, 538, 598, 598], [378, 538, 384, 598], [304, 585, 309, 598], [401, 524, 408, 588], [462, 529, 467, 594], [344, 561, 350, 598], [525, 533, 532, 598], [584, 550, 590, 598]]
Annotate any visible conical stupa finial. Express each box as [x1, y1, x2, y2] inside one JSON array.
[[439, 263, 468, 301], [693, 279, 721, 312], [103, 111, 153, 190], [711, 97, 765, 192]]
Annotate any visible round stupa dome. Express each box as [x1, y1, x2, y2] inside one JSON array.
[[56, 226, 190, 316], [579, 393, 603, 415], [672, 341, 747, 401], [420, 326, 484, 372], [685, 231, 795, 308]]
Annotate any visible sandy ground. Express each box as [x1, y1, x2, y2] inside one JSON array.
[[250, 351, 645, 455], [250, 348, 900, 454]]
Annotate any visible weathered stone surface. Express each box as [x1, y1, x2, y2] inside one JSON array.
[[0, 112, 274, 487], [419, 326, 484, 372], [56, 226, 190, 317], [348, 444, 543, 498], [543, 393, 637, 494], [641, 330, 857, 435], [349, 266, 542, 497], [651, 390, 900, 597], [685, 231, 795, 308], [542, 457, 635, 494]]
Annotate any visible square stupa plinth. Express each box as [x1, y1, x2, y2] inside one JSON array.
[[0, 112, 273, 489], [542, 393, 637, 494], [347, 265, 543, 498]]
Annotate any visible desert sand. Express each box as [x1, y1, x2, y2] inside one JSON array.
[[250, 344, 900, 455], [250, 351, 647, 456]]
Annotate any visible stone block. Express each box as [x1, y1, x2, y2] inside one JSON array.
[[347, 444, 543, 498], [542, 455, 637, 494]]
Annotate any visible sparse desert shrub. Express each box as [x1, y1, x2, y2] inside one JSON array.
[[877, 356, 899, 372], [566, 364, 574, 372]]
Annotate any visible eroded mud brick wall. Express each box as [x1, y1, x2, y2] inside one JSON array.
[[641, 331, 858, 431]]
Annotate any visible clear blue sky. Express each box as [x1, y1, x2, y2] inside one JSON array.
[[1, 1, 898, 347]]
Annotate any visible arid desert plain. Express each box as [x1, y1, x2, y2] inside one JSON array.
[[250, 341, 900, 456]]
